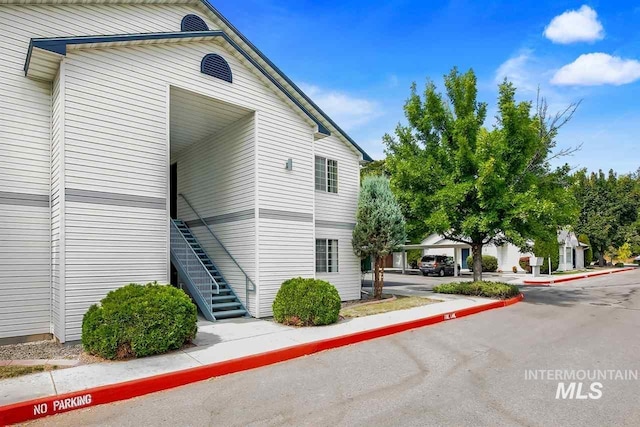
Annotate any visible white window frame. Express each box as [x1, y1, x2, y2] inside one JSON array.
[[315, 156, 338, 193], [316, 238, 339, 273]]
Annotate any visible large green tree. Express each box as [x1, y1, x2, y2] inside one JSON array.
[[360, 159, 388, 180], [384, 68, 577, 281], [352, 176, 406, 298], [572, 169, 640, 265]]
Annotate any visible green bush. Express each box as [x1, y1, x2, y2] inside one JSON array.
[[534, 238, 560, 272], [433, 281, 520, 299], [578, 234, 593, 265], [519, 257, 531, 273], [272, 278, 341, 326], [82, 283, 197, 360], [615, 262, 625, 267], [466, 255, 499, 272]]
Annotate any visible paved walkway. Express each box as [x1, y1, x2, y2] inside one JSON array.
[[0, 294, 494, 408]]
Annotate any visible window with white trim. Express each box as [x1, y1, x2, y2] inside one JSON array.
[[316, 239, 339, 273], [315, 156, 338, 193]]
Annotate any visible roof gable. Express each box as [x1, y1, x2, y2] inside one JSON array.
[[4, 0, 372, 161]]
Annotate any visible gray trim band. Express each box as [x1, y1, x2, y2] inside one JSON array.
[[186, 209, 255, 228], [0, 191, 49, 207], [65, 188, 166, 209], [259, 208, 313, 223], [315, 220, 356, 230]]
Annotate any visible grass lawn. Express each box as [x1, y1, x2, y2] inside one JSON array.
[[0, 364, 58, 379], [340, 295, 439, 318]]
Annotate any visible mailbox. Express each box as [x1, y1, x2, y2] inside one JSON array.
[[529, 257, 544, 267]]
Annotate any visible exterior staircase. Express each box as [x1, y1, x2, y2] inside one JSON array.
[[170, 219, 247, 320]]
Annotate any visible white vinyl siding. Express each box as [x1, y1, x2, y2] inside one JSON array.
[[0, 204, 51, 340], [0, 2, 364, 336], [62, 40, 316, 322], [51, 66, 64, 340], [314, 135, 361, 301], [0, 3, 221, 340], [175, 113, 256, 314]]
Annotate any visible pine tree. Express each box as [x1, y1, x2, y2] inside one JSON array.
[[352, 176, 407, 299]]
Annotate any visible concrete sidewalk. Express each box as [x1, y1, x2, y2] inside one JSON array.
[[0, 295, 496, 407]]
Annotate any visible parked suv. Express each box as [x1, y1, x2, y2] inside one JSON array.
[[418, 255, 461, 277]]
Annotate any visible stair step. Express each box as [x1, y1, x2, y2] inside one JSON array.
[[213, 309, 247, 319], [212, 301, 242, 310], [201, 287, 231, 296], [212, 295, 236, 302]]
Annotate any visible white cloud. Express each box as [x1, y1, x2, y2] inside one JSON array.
[[300, 83, 382, 130], [494, 51, 579, 119], [494, 49, 539, 93], [551, 53, 640, 86], [544, 5, 604, 44]]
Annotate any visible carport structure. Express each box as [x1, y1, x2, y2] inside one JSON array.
[[400, 240, 472, 277]]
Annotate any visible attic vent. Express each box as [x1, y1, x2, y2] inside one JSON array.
[[201, 54, 232, 83], [181, 14, 209, 32]]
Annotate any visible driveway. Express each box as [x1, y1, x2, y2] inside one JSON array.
[[29, 270, 640, 426]]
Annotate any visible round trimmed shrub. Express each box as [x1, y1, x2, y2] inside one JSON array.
[[272, 278, 341, 326], [82, 283, 197, 360], [482, 255, 498, 272], [466, 255, 499, 272]]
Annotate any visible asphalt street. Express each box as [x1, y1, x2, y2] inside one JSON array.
[[27, 269, 640, 427]]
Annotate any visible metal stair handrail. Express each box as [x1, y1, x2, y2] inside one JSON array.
[[178, 194, 257, 296], [170, 220, 220, 298]]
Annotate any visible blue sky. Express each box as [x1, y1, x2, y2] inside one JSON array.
[[211, 1, 640, 174]]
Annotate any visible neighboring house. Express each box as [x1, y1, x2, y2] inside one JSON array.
[[557, 229, 587, 271], [0, 0, 371, 343], [395, 230, 587, 272]]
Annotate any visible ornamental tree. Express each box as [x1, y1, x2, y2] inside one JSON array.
[[384, 67, 578, 281], [352, 175, 406, 299]]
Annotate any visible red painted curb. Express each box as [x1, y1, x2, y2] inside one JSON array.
[[523, 267, 635, 285], [0, 294, 523, 425]]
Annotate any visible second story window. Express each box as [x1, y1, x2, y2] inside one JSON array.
[[315, 156, 338, 193]]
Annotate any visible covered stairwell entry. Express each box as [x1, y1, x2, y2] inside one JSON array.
[[168, 86, 257, 320]]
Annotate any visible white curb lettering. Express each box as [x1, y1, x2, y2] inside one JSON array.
[[33, 403, 48, 415], [52, 394, 92, 412]]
